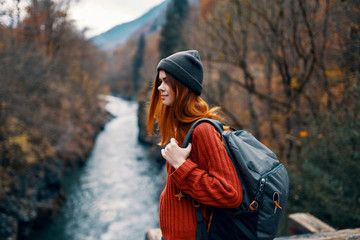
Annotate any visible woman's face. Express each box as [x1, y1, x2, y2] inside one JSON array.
[[158, 70, 175, 106]]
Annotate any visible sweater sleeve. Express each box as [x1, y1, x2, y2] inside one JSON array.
[[170, 122, 242, 208]]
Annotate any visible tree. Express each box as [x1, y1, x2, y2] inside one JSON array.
[[0, 0, 108, 236], [132, 34, 146, 97], [190, 0, 360, 228], [289, 73, 360, 229], [194, 0, 358, 158], [158, 0, 189, 59]]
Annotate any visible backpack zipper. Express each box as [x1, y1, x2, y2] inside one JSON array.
[[250, 164, 283, 211]]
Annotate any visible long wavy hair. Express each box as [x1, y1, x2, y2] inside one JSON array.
[[147, 71, 223, 146]]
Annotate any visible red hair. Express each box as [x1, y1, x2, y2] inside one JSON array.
[[147, 71, 223, 145]]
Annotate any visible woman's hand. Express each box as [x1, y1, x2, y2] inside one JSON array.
[[161, 138, 192, 169]]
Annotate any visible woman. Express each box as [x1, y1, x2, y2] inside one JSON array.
[[147, 50, 242, 240]]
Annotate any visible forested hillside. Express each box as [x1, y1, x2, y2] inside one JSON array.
[[0, 0, 359, 238], [0, 0, 108, 238]]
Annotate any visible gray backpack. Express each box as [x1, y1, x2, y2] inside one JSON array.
[[182, 118, 290, 240]]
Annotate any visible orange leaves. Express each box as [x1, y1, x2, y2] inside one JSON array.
[[293, 67, 299, 74], [3, 116, 53, 165], [325, 67, 346, 82], [23, 12, 47, 26], [7, 133, 37, 164], [226, 12, 232, 25], [0, 0, 108, 170], [291, 77, 300, 90], [200, 0, 221, 18], [298, 131, 309, 138], [298, 131, 324, 139], [0, 42, 4, 54]]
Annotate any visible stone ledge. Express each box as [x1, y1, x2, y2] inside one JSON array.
[[145, 228, 162, 240], [288, 213, 336, 235], [276, 228, 360, 239], [145, 228, 360, 240]]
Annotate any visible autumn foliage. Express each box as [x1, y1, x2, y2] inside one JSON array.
[[1, 0, 356, 235], [0, 0, 108, 237], [0, 0, 108, 167], [189, 0, 360, 230], [134, 0, 360, 230]]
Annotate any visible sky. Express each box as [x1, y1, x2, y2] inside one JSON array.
[[1, 0, 164, 38], [69, 0, 165, 38]]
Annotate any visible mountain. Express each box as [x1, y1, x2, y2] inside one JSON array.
[[90, 0, 170, 52]]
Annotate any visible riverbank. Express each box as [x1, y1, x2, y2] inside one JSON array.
[[28, 96, 164, 240], [0, 102, 110, 239]]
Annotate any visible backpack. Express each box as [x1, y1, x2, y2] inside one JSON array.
[[182, 118, 290, 240]]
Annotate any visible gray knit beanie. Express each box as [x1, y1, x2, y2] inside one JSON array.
[[157, 50, 203, 95]]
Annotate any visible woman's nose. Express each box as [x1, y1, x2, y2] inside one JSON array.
[[158, 82, 164, 91]]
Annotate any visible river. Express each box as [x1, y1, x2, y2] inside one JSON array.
[[31, 96, 164, 240]]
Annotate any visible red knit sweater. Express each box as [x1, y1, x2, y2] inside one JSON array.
[[159, 122, 243, 240]]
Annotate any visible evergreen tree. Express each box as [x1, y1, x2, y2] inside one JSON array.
[[132, 34, 146, 96], [288, 74, 360, 229], [159, 0, 189, 59]]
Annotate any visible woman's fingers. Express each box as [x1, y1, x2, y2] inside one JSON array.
[[161, 138, 191, 169]]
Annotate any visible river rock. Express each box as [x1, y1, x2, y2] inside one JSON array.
[[137, 99, 154, 145], [0, 212, 18, 240], [145, 228, 162, 240], [0, 156, 69, 238], [0, 196, 38, 238], [137, 98, 164, 163], [0, 196, 37, 223]]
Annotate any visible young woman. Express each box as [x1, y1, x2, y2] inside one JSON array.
[[147, 50, 242, 240]]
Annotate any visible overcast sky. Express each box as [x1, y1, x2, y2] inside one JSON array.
[[69, 0, 165, 38], [1, 0, 164, 38]]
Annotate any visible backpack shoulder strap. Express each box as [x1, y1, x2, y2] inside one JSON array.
[[181, 118, 225, 148]]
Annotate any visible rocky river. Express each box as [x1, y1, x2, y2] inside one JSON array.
[[30, 96, 164, 240]]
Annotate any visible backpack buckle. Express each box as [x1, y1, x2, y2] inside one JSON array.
[[192, 199, 200, 208], [249, 201, 259, 211]]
